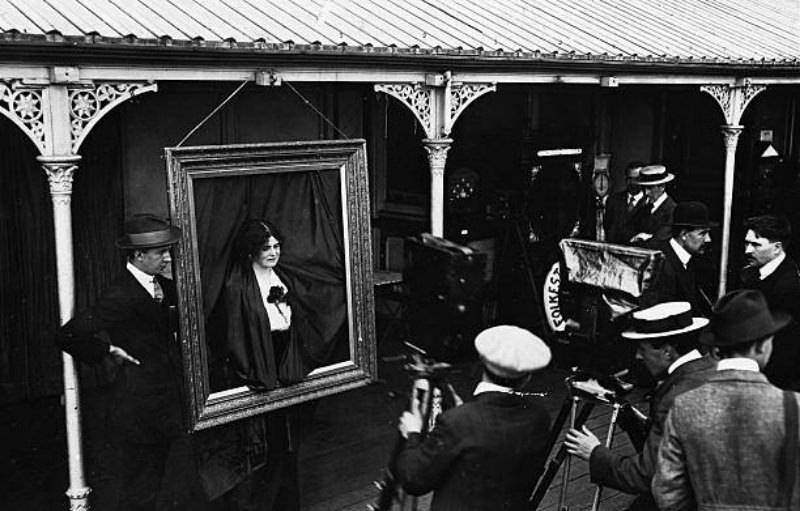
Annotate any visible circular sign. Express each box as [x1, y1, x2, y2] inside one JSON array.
[[543, 262, 566, 332]]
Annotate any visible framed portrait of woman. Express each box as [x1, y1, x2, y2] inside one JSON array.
[[166, 140, 377, 431]]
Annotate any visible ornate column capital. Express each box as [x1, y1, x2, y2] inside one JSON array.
[[701, 82, 767, 126], [720, 124, 744, 150], [422, 138, 453, 177], [38, 155, 81, 201], [69, 82, 157, 152]]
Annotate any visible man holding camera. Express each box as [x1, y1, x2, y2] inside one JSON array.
[[395, 325, 552, 511], [565, 301, 715, 510]]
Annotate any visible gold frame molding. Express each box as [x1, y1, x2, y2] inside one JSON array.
[[166, 140, 376, 431]]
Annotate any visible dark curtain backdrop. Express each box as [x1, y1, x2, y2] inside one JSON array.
[[195, 169, 347, 365], [0, 111, 124, 404], [0, 120, 61, 403]]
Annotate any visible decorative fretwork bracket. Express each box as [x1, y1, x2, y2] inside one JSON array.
[[700, 81, 767, 126], [0, 80, 47, 153], [446, 82, 496, 135], [69, 82, 158, 152], [0, 79, 158, 156], [375, 76, 496, 139]]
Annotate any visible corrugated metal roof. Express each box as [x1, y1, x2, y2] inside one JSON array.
[[0, 0, 798, 65]]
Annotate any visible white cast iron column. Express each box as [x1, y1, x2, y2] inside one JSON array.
[[701, 81, 766, 297], [41, 154, 90, 511], [376, 77, 495, 237], [423, 138, 453, 236]]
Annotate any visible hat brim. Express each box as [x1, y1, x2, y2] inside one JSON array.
[[700, 310, 793, 346], [622, 316, 709, 340], [669, 221, 721, 228], [635, 174, 675, 186], [115, 227, 182, 249]]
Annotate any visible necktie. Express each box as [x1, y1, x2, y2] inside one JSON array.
[[152, 277, 164, 303], [627, 195, 636, 213]]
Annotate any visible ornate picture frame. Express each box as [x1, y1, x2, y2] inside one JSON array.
[[166, 140, 377, 431]]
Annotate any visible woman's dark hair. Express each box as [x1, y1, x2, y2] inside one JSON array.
[[233, 219, 285, 262]]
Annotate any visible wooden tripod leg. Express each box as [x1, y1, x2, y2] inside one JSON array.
[[590, 402, 622, 511], [557, 396, 579, 511]]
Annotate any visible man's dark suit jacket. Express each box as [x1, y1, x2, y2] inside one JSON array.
[[605, 191, 648, 244], [56, 269, 184, 444], [590, 355, 716, 508], [646, 240, 705, 314], [742, 255, 800, 390], [396, 391, 551, 511], [638, 195, 676, 242]]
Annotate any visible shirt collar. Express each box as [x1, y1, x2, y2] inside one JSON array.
[[474, 381, 514, 396], [650, 192, 668, 213], [717, 357, 760, 372], [127, 262, 156, 298], [759, 251, 785, 280], [668, 349, 701, 374], [669, 237, 692, 267], [628, 191, 643, 204]]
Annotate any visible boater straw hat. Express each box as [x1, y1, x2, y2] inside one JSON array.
[[474, 325, 552, 378], [700, 289, 791, 346], [635, 164, 675, 186], [115, 214, 182, 249], [621, 302, 709, 340]]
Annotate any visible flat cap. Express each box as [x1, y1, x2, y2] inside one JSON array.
[[475, 325, 551, 378]]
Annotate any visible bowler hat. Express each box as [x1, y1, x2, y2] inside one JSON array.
[[474, 325, 551, 378], [700, 289, 791, 346], [669, 201, 719, 229], [115, 214, 182, 249], [622, 302, 709, 340], [635, 165, 674, 186]]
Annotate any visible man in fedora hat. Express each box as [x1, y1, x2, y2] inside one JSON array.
[[645, 201, 715, 314], [740, 215, 800, 390], [605, 161, 649, 245], [565, 301, 715, 510], [395, 325, 552, 511], [630, 164, 677, 243], [56, 213, 186, 511], [653, 289, 800, 510]]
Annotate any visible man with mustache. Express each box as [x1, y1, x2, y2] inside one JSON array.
[[740, 215, 800, 390], [645, 202, 715, 314]]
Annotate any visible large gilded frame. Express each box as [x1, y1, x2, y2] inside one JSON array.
[[166, 140, 376, 431]]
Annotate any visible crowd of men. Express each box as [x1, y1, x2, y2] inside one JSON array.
[[392, 162, 800, 510], [54, 160, 800, 510]]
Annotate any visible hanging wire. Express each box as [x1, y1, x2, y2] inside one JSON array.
[[283, 79, 350, 139], [176, 79, 250, 147]]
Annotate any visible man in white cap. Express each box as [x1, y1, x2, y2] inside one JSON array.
[[395, 325, 552, 511], [630, 164, 677, 243], [565, 301, 714, 510]]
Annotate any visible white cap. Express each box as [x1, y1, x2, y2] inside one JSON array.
[[474, 325, 552, 378]]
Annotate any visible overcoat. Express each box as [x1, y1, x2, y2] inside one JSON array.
[[646, 240, 704, 314], [742, 255, 800, 390], [604, 191, 648, 244], [396, 391, 551, 511], [590, 355, 716, 509], [653, 369, 800, 511], [637, 195, 676, 242], [56, 269, 184, 444]]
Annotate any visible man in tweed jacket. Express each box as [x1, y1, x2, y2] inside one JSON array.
[[653, 289, 800, 510]]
